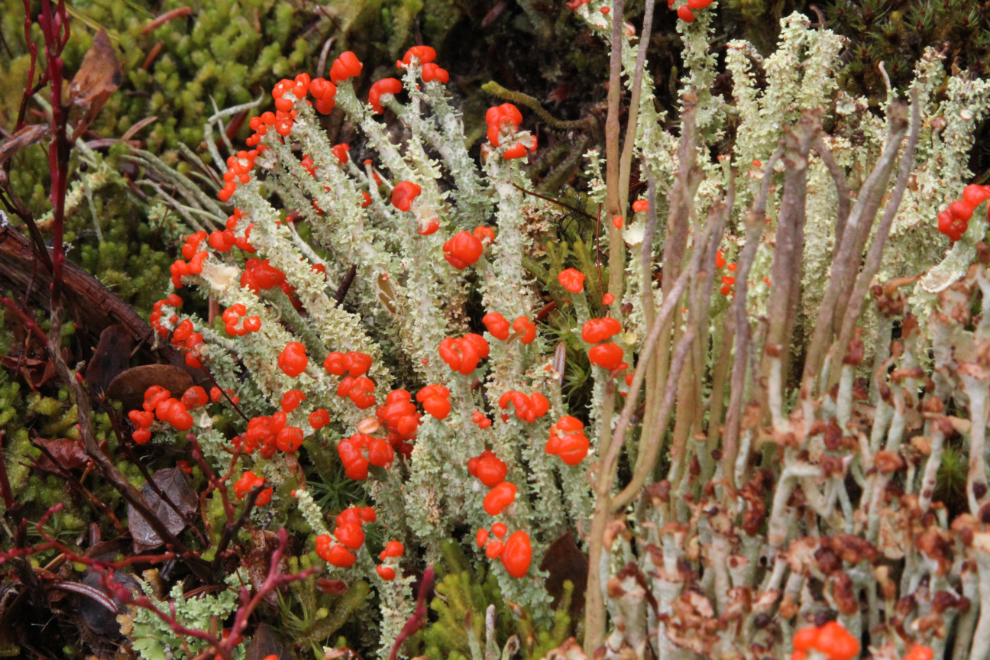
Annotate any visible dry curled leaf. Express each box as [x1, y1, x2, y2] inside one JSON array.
[[34, 437, 89, 471], [127, 468, 198, 552], [69, 29, 122, 110], [85, 325, 133, 397], [69, 29, 122, 139]]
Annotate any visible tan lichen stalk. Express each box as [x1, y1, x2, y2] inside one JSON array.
[[133, 3, 990, 659]]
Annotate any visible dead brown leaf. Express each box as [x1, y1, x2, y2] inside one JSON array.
[[69, 29, 122, 110], [126, 468, 198, 552], [34, 437, 90, 471], [69, 29, 122, 139], [85, 325, 133, 397]]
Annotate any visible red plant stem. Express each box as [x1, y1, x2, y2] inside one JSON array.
[[225, 528, 317, 653], [389, 566, 435, 660], [0, 431, 15, 512], [0, 296, 49, 345], [34, 0, 70, 306]]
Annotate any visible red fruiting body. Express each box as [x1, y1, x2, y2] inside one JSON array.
[[476, 528, 489, 547], [512, 316, 537, 344], [438, 334, 490, 374], [492, 522, 508, 539], [329, 51, 363, 84], [500, 530, 532, 578], [376, 565, 396, 581], [472, 410, 492, 429], [278, 342, 308, 377], [546, 415, 590, 465], [558, 268, 585, 293], [485, 103, 523, 147], [309, 408, 330, 429], [376, 389, 422, 445], [632, 200, 649, 213], [417, 384, 451, 419], [938, 184, 990, 242], [498, 391, 550, 423], [276, 426, 304, 452], [612, 216, 623, 229], [483, 312, 511, 340], [337, 376, 377, 409], [485, 540, 504, 559], [281, 389, 306, 413], [502, 135, 537, 160], [335, 522, 365, 550], [397, 46, 436, 68], [588, 342, 624, 370], [791, 621, 860, 660], [332, 143, 350, 164], [181, 386, 209, 409], [233, 471, 271, 504], [688, 0, 712, 7], [582, 317, 622, 344], [602, 293, 615, 305], [322, 541, 357, 568], [338, 433, 394, 480], [443, 231, 485, 269], [677, 5, 695, 21], [468, 449, 508, 487], [483, 481, 517, 515], [421, 63, 449, 84], [240, 258, 287, 294], [368, 78, 403, 114], [903, 647, 934, 660], [324, 351, 374, 377], [391, 181, 422, 212], [473, 225, 496, 245], [380, 540, 404, 559]]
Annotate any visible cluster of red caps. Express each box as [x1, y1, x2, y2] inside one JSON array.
[[171, 318, 206, 369], [338, 432, 394, 480], [557, 267, 617, 306], [221, 304, 261, 336], [790, 621, 859, 660], [128, 385, 209, 443], [937, 183, 990, 242], [168, 210, 255, 293], [582, 317, 626, 370], [482, 312, 537, 344], [241, 412, 304, 457], [439, 333, 490, 375], [545, 415, 590, 465], [498, 390, 550, 423], [233, 471, 273, 506], [672, 0, 713, 23], [485, 103, 536, 160], [715, 250, 738, 295], [465, 449, 531, 577], [314, 505, 405, 580]]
